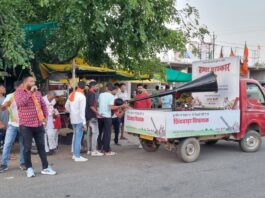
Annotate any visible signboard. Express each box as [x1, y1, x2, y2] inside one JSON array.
[[165, 110, 240, 138], [125, 109, 240, 139], [124, 110, 167, 138], [192, 57, 240, 109]]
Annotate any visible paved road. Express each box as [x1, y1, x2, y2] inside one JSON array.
[[1, 136, 265, 198]]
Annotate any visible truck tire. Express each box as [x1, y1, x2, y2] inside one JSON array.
[[239, 130, 262, 152], [205, 140, 218, 145], [140, 139, 160, 152], [177, 138, 200, 163]]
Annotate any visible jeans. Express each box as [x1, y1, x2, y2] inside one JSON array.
[[20, 125, 49, 169], [72, 123, 83, 157], [98, 118, 112, 152], [112, 117, 120, 144], [1, 125, 24, 166], [87, 118, 99, 152]]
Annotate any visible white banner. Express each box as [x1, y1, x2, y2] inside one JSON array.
[[192, 57, 240, 109], [124, 110, 167, 138], [166, 110, 240, 138], [124, 109, 240, 139]]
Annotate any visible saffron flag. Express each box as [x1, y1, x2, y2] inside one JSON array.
[[241, 43, 248, 75], [230, 48, 235, 57]]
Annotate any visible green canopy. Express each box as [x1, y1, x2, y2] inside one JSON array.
[[23, 22, 57, 52], [166, 68, 191, 82]]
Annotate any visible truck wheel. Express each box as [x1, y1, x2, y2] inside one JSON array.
[[205, 140, 218, 145], [140, 139, 160, 152], [239, 130, 262, 152], [177, 138, 200, 163]]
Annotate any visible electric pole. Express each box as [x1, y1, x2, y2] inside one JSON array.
[[212, 32, 216, 59]]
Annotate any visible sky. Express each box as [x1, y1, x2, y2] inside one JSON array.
[[177, 0, 265, 65]]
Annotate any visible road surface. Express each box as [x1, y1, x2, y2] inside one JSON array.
[[0, 136, 265, 198]]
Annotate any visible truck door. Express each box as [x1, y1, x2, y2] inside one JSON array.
[[246, 83, 265, 134]]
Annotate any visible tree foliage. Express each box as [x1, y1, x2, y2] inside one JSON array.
[[0, 0, 208, 76], [0, 0, 34, 69]]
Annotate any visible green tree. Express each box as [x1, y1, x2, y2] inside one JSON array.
[[0, 0, 208, 77], [0, 0, 34, 69]]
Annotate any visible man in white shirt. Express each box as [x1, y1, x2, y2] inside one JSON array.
[[43, 91, 57, 155], [117, 83, 128, 140], [117, 83, 128, 101], [98, 83, 125, 156], [65, 82, 87, 162], [0, 81, 25, 172]]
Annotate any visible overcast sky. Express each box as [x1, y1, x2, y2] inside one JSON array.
[[178, 0, 265, 65]]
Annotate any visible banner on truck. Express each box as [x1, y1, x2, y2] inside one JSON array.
[[124, 110, 167, 138], [192, 57, 240, 109], [166, 110, 240, 138], [124, 109, 240, 139]]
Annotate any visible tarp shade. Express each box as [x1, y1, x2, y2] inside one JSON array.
[[39, 63, 115, 79], [166, 68, 191, 82], [128, 79, 161, 84], [40, 58, 149, 80], [23, 22, 57, 52]]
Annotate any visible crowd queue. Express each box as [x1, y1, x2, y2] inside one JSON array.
[[0, 75, 173, 178]]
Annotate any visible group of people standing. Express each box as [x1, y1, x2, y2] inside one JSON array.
[[134, 84, 173, 110], [65, 81, 129, 162], [0, 75, 172, 177]]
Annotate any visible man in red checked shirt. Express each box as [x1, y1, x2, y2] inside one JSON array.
[[15, 75, 56, 178]]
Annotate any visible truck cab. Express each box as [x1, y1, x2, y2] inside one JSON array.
[[235, 79, 265, 146]]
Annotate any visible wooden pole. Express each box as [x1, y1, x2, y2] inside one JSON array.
[[72, 59, 76, 90]]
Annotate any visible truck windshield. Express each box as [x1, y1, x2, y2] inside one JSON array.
[[247, 83, 265, 104]]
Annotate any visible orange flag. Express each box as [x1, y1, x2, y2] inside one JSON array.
[[230, 48, 235, 57], [220, 47, 223, 58], [32, 93, 45, 122], [68, 88, 84, 102], [241, 42, 248, 75]]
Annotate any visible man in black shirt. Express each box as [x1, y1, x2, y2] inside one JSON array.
[[86, 81, 104, 157]]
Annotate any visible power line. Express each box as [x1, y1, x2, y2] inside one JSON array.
[[218, 27, 265, 35], [217, 40, 265, 48], [212, 32, 216, 59], [215, 26, 265, 32]]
